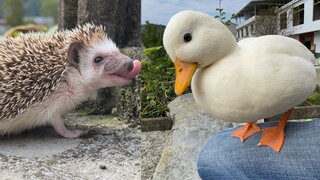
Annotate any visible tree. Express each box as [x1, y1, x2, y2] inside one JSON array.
[[3, 0, 24, 26], [215, 8, 227, 22], [215, 8, 235, 25], [214, 0, 237, 26], [254, 7, 294, 36], [215, 8, 235, 26], [40, 0, 58, 23], [254, 8, 278, 36], [141, 21, 165, 48]]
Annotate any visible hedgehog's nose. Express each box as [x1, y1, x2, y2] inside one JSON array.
[[127, 61, 134, 71]]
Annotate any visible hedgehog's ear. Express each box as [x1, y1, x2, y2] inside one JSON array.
[[67, 41, 83, 69]]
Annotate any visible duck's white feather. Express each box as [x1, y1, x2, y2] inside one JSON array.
[[192, 35, 316, 122], [164, 10, 317, 123]]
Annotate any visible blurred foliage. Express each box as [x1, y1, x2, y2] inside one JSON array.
[[254, 7, 278, 36], [141, 46, 176, 118], [140, 22, 190, 118], [3, 24, 57, 39], [215, 8, 231, 25], [4, 24, 48, 37], [40, 0, 58, 23], [307, 85, 320, 105], [47, 25, 58, 34], [141, 21, 165, 48], [2, 0, 24, 27], [215, 8, 238, 26]]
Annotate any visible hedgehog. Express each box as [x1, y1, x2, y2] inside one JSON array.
[[0, 23, 141, 138]]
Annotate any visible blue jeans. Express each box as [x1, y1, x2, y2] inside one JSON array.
[[197, 120, 320, 179]]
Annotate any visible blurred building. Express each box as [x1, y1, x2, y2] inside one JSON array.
[[235, 0, 320, 58], [227, 22, 237, 38], [277, 0, 320, 57], [235, 0, 291, 40]]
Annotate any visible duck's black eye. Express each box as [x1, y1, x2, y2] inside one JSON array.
[[94, 56, 103, 64], [183, 33, 192, 42]]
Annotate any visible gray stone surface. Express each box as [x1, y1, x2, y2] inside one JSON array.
[[141, 130, 170, 180], [0, 113, 141, 179], [141, 117, 173, 132], [116, 47, 143, 125], [152, 94, 235, 180]]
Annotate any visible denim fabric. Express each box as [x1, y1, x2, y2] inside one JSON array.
[[197, 120, 320, 180]]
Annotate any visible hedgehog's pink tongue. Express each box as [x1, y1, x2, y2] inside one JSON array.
[[123, 60, 141, 79]]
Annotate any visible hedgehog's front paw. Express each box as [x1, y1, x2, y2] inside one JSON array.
[[51, 119, 88, 139], [60, 129, 88, 139]]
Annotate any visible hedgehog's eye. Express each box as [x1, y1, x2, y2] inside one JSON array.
[[183, 33, 192, 43], [94, 56, 104, 64]]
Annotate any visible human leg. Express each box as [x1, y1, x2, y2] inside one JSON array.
[[197, 120, 320, 179]]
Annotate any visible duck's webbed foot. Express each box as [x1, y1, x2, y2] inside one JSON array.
[[258, 109, 293, 152], [232, 122, 261, 142], [258, 126, 285, 152]]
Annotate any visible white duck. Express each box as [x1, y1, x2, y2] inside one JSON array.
[[163, 10, 317, 152]]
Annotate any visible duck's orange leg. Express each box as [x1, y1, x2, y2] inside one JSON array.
[[258, 109, 293, 152], [232, 122, 261, 142]]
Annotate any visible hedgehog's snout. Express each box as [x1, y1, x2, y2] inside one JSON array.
[[127, 61, 134, 72]]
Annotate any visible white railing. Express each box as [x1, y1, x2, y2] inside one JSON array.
[[236, 16, 256, 29]]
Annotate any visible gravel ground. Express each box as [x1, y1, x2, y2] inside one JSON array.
[[0, 113, 141, 180]]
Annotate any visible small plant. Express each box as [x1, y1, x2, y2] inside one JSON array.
[[140, 22, 191, 118], [140, 46, 176, 118], [307, 85, 320, 105]]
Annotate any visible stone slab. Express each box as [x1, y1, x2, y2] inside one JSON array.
[[0, 114, 141, 179], [152, 94, 235, 180]]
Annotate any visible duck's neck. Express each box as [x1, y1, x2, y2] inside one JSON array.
[[220, 28, 238, 57], [201, 36, 238, 68]]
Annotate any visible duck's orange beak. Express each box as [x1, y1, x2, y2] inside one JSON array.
[[174, 58, 197, 96]]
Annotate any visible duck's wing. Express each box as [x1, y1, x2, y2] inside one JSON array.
[[238, 35, 315, 64]]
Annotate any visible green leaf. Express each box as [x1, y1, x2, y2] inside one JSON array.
[[141, 59, 149, 66], [47, 25, 58, 34], [142, 46, 163, 55], [12, 31, 19, 37], [146, 93, 156, 100], [140, 22, 192, 118]]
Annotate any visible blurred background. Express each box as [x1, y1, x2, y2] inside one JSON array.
[[0, 0, 57, 34]]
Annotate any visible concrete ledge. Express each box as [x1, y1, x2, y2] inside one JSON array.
[[141, 117, 173, 132], [266, 105, 320, 121]]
